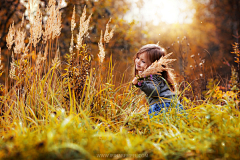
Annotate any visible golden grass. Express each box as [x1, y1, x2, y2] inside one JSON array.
[[0, 0, 240, 159]]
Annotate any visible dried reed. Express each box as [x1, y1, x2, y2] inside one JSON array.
[[6, 22, 15, 50], [140, 52, 176, 77], [98, 31, 105, 63], [104, 18, 116, 43], [76, 6, 92, 50]]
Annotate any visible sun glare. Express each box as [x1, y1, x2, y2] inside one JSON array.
[[127, 0, 193, 25]]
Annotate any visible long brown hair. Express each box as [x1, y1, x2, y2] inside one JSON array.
[[134, 44, 176, 92]]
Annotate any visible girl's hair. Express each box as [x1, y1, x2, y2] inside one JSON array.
[[134, 44, 176, 92]]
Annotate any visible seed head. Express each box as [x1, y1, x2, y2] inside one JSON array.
[[76, 6, 92, 50], [141, 52, 176, 77], [14, 29, 26, 54], [104, 18, 116, 43], [98, 31, 105, 63], [32, 5, 43, 47], [6, 22, 15, 50], [52, 48, 60, 68], [71, 6, 76, 32]]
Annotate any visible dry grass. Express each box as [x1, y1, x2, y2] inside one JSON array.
[[0, 0, 240, 159]]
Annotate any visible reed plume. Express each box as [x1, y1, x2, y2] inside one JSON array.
[[52, 6, 62, 40], [14, 29, 26, 54], [31, 5, 43, 47], [98, 31, 105, 63], [35, 52, 43, 72], [6, 22, 15, 50], [52, 48, 60, 68], [76, 6, 92, 50], [104, 18, 116, 43], [69, 6, 76, 54], [43, 0, 61, 42], [71, 6, 76, 32], [140, 52, 176, 77]]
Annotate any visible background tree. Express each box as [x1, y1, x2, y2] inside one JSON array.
[[191, 0, 240, 80]]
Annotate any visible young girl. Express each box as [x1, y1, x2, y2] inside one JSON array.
[[132, 44, 183, 118]]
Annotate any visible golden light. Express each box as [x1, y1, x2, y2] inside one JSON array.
[[127, 0, 194, 25]]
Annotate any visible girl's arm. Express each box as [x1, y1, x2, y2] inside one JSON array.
[[135, 75, 164, 97]]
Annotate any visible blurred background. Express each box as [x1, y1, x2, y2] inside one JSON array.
[[0, 0, 239, 98]]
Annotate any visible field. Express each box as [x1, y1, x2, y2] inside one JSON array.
[[0, 1, 240, 160]]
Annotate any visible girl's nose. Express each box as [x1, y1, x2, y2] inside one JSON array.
[[136, 58, 140, 64]]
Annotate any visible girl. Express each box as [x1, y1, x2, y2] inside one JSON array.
[[132, 44, 183, 118]]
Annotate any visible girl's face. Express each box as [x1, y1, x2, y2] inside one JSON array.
[[135, 52, 151, 74]]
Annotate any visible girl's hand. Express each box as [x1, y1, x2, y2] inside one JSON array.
[[132, 77, 138, 85]]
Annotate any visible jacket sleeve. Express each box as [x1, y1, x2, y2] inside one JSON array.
[[136, 75, 164, 97]]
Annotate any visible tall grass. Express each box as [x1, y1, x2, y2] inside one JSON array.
[[0, 0, 240, 159]]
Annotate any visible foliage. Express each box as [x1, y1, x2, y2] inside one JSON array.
[[0, 0, 240, 159], [0, 90, 240, 159]]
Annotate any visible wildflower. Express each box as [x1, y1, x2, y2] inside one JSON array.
[[191, 55, 194, 58], [199, 63, 203, 67], [137, 81, 142, 86], [200, 73, 203, 77], [149, 74, 153, 80], [202, 59, 205, 63]]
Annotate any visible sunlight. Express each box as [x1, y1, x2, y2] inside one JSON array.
[[148, 0, 192, 24], [127, 0, 194, 25]]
